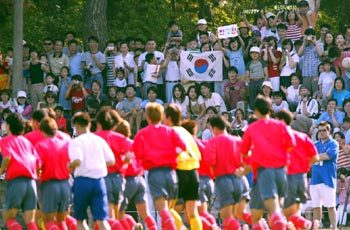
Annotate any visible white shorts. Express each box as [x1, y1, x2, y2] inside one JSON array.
[[310, 183, 336, 208]]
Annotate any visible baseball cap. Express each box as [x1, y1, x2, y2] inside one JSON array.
[[265, 12, 275, 19], [252, 30, 261, 37], [197, 19, 207, 25], [249, 46, 261, 54], [17, 90, 27, 98], [297, 0, 309, 7], [261, 81, 273, 90]]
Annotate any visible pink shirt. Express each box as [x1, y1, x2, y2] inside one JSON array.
[[205, 133, 242, 177], [288, 130, 317, 175], [241, 118, 295, 169], [1, 135, 40, 180], [35, 136, 71, 182], [133, 124, 186, 170], [95, 130, 132, 174], [196, 139, 214, 178]]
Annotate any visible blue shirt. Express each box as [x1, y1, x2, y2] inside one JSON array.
[[332, 89, 350, 107], [58, 77, 72, 110], [317, 110, 345, 126], [226, 48, 245, 76], [311, 138, 338, 188], [141, 99, 164, 109], [69, 52, 84, 76]]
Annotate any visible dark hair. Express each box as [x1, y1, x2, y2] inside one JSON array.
[[275, 109, 293, 125], [228, 37, 241, 51], [254, 95, 272, 115], [88, 36, 99, 43], [54, 39, 64, 45], [72, 112, 91, 127], [328, 47, 341, 59], [2, 108, 12, 120], [45, 91, 57, 102], [92, 80, 102, 89], [227, 66, 238, 74], [181, 119, 197, 135], [328, 98, 338, 106], [32, 109, 49, 122], [342, 99, 350, 110], [46, 72, 56, 79], [272, 91, 284, 98], [286, 10, 299, 24], [200, 82, 211, 92], [290, 72, 301, 83], [65, 31, 76, 37], [282, 38, 294, 51], [324, 32, 335, 51], [334, 131, 345, 139], [343, 117, 350, 123], [165, 104, 182, 126], [67, 39, 78, 46], [71, 74, 83, 82], [86, 98, 100, 109], [266, 36, 278, 49], [234, 108, 245, 118], [6, 113, 24, 135], [96, 108, 122, 130], [209, 115, 228, 131], [200, 43, 211, 52], [206, 106, 218, 114], [60, 66, 70, 75], [126, 84, 136, 92], [172, 83, 186, 103], [334, 77, 345, 90], [304, 28, 316, 36], [0, 89, 11, 98], [145, 53, 155, 63], [43, 37, 53, 43], [277, 23, 288, 31], [39, 117, 57, 137], [187, 85, 199, 99], [147, 86, 158, 95]]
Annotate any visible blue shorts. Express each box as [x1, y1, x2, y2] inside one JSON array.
[[215, 174, 249, 209], [72, 177, 109, 221], [105, 173, 125, 205], [41, 180, 70, 213], [121, 175, 146, 210], [257, 167, 287, 201], [147, 167, 178, 200], [199, 176, 214, 204], [4, 177, 37, 211], [284, 173, 308, 208], [249, 183, 264, 210]]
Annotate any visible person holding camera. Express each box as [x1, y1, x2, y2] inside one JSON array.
[[224, 66, 246, 110], [65, 74, 89, 114]]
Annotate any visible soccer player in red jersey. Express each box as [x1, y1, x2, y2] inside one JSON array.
[[275, 110, 319, 230], [35, 117, 73, 230], [206, 115, 250, 230], [133, 103, 187, 230], [0, 113, 40, 230], [241, 95, 296, 230], [115, 119, 157, 230]]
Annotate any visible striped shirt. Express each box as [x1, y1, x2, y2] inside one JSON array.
[[286, 24, 302, 41], [106, 55, 116, 87], [337, 148, 350, 170]]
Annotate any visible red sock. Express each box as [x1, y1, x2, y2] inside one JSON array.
[[108, 219, 125, 230], [6, 219, 22, 230], [159, 209, 177, 230], [288, 214, 312, 229], [26, 222, 39, 230], [144, 216, 157, 230], [270, 213, 287, 230], [223, 217, 241, 230], [252, 221, 265, 230], [119, 218, 131, 230], [200, 211, 216, 225], [57, 222, 68, 230], [65, 215, 77, 230], [200, 216, 212, 230], [93, 222, 99, 230], [242, 212, 253, 225], [125, 214, 136, 229]]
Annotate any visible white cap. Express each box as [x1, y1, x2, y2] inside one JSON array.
[[17, 90, 27, 98], [261, 81, 273, 90], [265, 12, 275, 19], [250, 46, 261, 54], [197, 19, 207, 25]]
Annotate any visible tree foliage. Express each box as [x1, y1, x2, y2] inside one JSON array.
[[0, 0, 348, 52]]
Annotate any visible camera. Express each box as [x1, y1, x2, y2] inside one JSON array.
[[307, 35, 313, 41], [107, 46, 114, 51], [73, 80, 80, 85], [167, 43, 177, 50], [87, 63, 93, 69], [229, 86, 236, 91]]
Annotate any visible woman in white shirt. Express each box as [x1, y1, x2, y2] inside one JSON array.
[[198, 82, 227, 114], [279, 39, 300, 88], [171, 83, 189, 118]]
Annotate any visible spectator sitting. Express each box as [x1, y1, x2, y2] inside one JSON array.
[[332, 77, 350, 109], [260, 80, 273, 98], [224, 66, 246, 110], [200, 106, 218, 140], [336, 168, 350, 227], [334, 132, 350, 170], [171, 83, 189, 118], [43, 72, 59, 95], [113, 67, 127, 88], [37, 91, 58, 110], [86, 98, 100, 119], [141, 86, 163, 110], [116, 85, 143, 134], [107, 86, 118, 108], [281, 73, 302, 112], [186, 85, 205, 120], [199, 82, 227, 114], [232, 108, 248, 133], [316, 98, 344, 129], [86, 80, 108, 105], [16, 90, 32, 120], [0, 89, 17, 113], [317, 59, 336, 107], [272, 91, 289, 113], [343, 99, 350, 119], [54, 104, 67, 133], [342, 117, 350, 144]]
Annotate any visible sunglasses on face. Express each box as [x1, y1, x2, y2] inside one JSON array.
[[44, 43, 52, 45]]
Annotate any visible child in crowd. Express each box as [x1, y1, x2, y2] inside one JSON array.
[[65, 74, 89, 114], [221, 37, 246, 78], [171, 84, 189, 118], [200, 106, 218, 140], [187, 38, 200, 54], [0, 89, 17, 113], [272, 91, 289, 113], [114, 67, 127, 88], [318, 59, 337, 107], [16, 90, 33, 120], [224, 66, 246, 110], [58, 66, 72, 115], [54, 104, 67, 133], [43, 72, 59, 94]]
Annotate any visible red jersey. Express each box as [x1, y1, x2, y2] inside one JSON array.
[[69, 88, 86, 111], [95, 130, 132, 174], [25, 130, 71, 146], [196, 139, 214, 178], [262, 50, 282, 77], [1, 135, 40, 180], [35, 136, 71, 182], [56, 116, 67, 133], [241, 118, 295, 169], [205, 133, 243, 177], [287, 130, 317, 175], [133, 124, 186, 170]]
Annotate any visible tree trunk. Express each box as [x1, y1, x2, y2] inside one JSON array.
[[12, 0, 24, 95], [83, 0, 108, 50]]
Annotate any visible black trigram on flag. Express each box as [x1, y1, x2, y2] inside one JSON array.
[[187, 54, 194, 62], [186, 68, 194, 77], [208, 69, 216, 78], [208, 54, 216, 62]]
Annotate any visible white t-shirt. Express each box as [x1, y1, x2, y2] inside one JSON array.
[[138, 51, 164, 84], [171, 96, 189, 118], [199, 92, 227, 113], [280, 52, 300, 76], [115, 52, 135, 84], [272, 100, 290, 112], [143, 63, 160, 84], [318, 71, 336, 97], [43, 84, 59, 94], [114, 78, 127, 88], [286, 85, 301, 104], [68, 132, 115, 179], [165, 60, 180, 81]]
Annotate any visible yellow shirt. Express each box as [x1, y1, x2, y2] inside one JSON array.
[[173, 126, 201, 170]]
